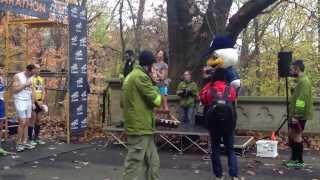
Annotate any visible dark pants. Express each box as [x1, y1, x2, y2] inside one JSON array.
[[180, 107, 193, 127], [210, 132, 238, 178]]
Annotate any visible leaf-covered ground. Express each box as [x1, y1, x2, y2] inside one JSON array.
[[0, 140, 319, 180]]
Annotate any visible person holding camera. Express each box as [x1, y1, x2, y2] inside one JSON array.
[[283, 60, 313, 169], [176, 71, 198, 128]]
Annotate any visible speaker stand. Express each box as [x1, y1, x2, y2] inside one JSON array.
[[275, 76, 291, 136]]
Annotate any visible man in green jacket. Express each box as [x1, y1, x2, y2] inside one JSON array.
[[284, 60, 313, 169], [176, 71, 198, 128], [122, 50, 161, 180]]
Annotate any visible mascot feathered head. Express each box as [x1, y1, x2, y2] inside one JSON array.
[[202, 36, 241, 90], [205, 36, 239, 69]]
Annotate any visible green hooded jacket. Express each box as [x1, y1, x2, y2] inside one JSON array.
[[289, 74, 314, 120], [122, 65, 162, 135], [176, 81, 199, 108]]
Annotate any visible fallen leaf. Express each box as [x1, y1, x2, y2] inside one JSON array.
[[11, 155, 20, 159], [3, 166, 11, 170], [264, 163, 275, 167], [246, 170, 256, 176], [305, 169, 313, 173]]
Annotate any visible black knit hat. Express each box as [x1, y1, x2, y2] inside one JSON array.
[[139, 50, 156, 66]]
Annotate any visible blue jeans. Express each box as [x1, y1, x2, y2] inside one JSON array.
[[180, 107, 193, 127], [210, 132, 238, 178]]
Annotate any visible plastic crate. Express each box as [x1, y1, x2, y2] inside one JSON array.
[[256, 140, 278, 158]]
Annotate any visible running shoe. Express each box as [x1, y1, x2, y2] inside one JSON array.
[[30, 140, 38, 146], [282, 159, 295, 166], [0, 147, 9, 156], [36, 139, 46, 145], [284, 160, 305, 169], [16, 144, 25, 152], [23, 143, 35, 150]]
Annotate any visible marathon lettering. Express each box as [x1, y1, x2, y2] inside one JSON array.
[[0, 0, 47, 14]]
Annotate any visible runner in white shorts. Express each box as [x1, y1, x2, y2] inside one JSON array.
[[12, 64, 36, 152]]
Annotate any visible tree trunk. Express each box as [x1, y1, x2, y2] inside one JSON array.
[[134, 0, 146, 54], [167, 0, 279, 90], [119, 0, 126, 61], [167, 0, 232, 90], [253, 18, 261, 95]]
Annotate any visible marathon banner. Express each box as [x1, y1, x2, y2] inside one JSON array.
[[0, 0, 52, 19], [68, 4, 88, 134]]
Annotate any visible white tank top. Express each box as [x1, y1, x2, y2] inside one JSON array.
[[14, 72, 32, 101]]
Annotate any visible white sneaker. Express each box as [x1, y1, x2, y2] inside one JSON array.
[[36, 139, 46, 145], [16, 144, 25, 152], [24, 143, 35, 150], [29, 140, 38, 146]]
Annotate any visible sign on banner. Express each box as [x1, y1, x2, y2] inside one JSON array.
[[0, 0, 52, 19], [68, 4, 88, 134], [48, 0, 68, 24]]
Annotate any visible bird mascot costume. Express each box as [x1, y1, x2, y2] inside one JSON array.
[[203, 36, 241, 90]]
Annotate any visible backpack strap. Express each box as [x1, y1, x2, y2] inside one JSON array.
[[223, 86, 231, 101], [210, 87, 221, 103]]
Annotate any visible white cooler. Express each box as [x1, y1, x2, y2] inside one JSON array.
[[256, 140, 278, 158]]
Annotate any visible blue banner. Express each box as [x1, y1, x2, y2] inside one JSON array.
[[0, 0, 52, 19], [68, 4, 88, 134]]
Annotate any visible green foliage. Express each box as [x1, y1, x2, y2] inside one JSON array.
[[90, 15, 110, 46], [240, 0, 319, 97]]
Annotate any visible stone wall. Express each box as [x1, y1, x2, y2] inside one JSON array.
[[107, 79, 320, 133]]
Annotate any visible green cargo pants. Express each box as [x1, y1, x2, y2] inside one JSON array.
[[123, 135, 160, 180]]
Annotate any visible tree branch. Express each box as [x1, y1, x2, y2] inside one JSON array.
[[126, 0, 137, 28], [88, 12, 103, 25], [119, 0, 126, 60], [105, 0, 122, 31], [226, 0, 279, 43]]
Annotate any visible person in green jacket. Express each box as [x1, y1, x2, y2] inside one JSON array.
[[284, 60, 313, 169], [176, 71, 199, 128], [122, 50, 161, 180]]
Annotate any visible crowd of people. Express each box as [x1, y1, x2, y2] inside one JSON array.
[[0, 63, 47, 155], [120, 37, 313, 180]]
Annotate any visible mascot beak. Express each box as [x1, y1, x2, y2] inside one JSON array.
[[207, 56, 224, 67]]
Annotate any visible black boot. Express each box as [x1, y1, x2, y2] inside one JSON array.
[[28, 126, 34, 141], [296, 142, 304, 163], [34, 124, 40, 140]]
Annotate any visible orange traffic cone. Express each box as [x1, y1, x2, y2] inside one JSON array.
[[271, 131, 276, 141]]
